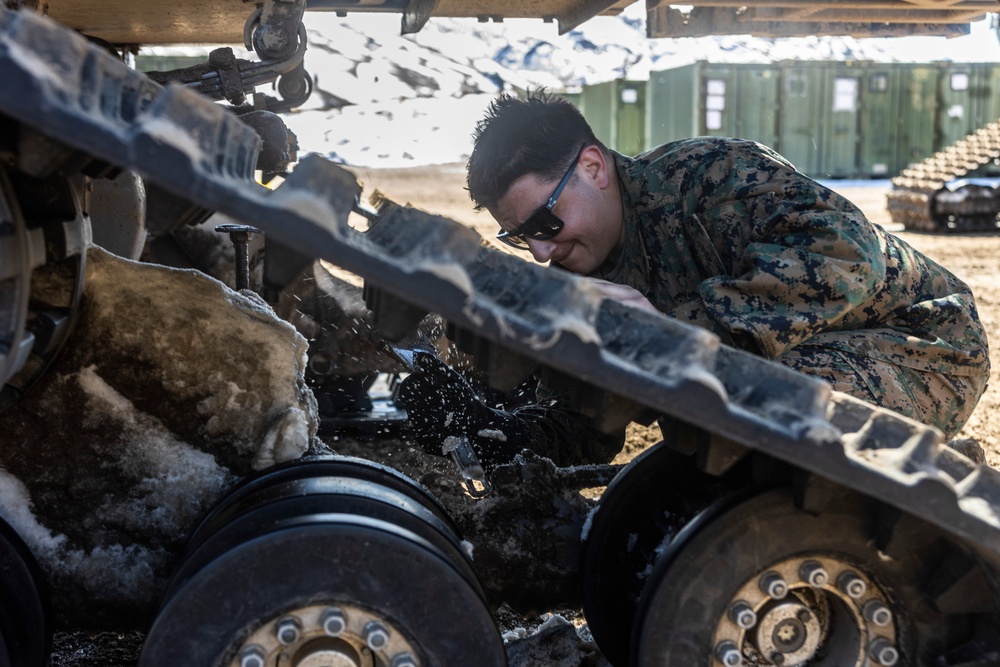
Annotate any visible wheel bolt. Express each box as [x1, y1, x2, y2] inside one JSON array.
[[837, 571, 867, 599], [391, 653, 418, 667], [239, 645, 266, 667], [275, 615, 302, 645], [715, 640, 743, 666], [870, 638, 900, 666], [364, 621, 390, 651], [321, 607, 347, 637], [728, 601, 757, 629], [770, 653, 785, 666], [759, 571, 788, 599], [799, 560, 828, 587], [863, 600, 892, 626]]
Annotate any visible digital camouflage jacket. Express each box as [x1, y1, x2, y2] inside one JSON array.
[[594, 137, 989, 437], [514, 137, 989, 465]]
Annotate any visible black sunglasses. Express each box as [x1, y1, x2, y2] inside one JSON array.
[[496, 144, 587, 250]]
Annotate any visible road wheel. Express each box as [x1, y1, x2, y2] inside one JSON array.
[[140, 456, 505, 667], [580, 440, 749, 666], [0, 516, 50, 667], [632, 487, 1000, 666], [0, 166, 86, 411]]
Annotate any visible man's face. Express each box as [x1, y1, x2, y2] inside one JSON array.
[[488, 146, 623, 276]]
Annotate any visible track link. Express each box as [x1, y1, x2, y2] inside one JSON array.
[[887, 119, 1000, 231]]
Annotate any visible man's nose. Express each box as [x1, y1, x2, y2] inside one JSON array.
[[526, 238, 556, 263]]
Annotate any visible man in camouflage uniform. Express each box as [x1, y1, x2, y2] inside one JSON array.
[[398, 90, 990, 469]]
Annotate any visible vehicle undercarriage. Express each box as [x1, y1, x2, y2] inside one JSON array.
[[2, 1, 1000, 666]]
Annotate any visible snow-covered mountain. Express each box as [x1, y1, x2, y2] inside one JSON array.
[[284, 5, 1000, 167]]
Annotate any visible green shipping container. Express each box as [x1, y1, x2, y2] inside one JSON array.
[[645, 62, 779, 151], [635, 60, 1000, 179], [580, 80, 646, 157], [937, 63, 1000, 149], [645, 60, 863, 177], [858, 64, 938, 176], [777, 61, 864, 178]]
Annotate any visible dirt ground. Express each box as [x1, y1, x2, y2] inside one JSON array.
[[346, 163, 1000, 468]]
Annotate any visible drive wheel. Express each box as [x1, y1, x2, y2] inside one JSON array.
[[580, 439, 749, 667], [632, 487, 1000, 666], [140, 457, 506, 667], [0, 516, 50, 667], [0, 166, 87, 411]]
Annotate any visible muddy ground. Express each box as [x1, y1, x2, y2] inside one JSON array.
[[346, 163, 1000, 468]]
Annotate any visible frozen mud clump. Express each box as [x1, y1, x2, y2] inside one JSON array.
[[0, 247, 321, 628]]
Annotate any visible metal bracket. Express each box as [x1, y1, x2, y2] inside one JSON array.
[[401, 0, 439, 34], [145, 0, 309, 108]]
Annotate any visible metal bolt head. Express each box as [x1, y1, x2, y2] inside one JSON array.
[[275, 616, 301, 645], [715, 640, 743, 666], [837, 571, 867, 599], [321, 607, 347, 637], [770, 652, 785, 666], [728, 601, 757, 630], [759, 571, 789, 599], [799, 560, 828, 587], [796, 609, 811, 623], [391, 653, 418, 667], [215, 223, 262, 243], [869, 638, 900, 666], [364, 621, 390, 651], [239, 645, 266, 667], [863, 600, 892, 627]]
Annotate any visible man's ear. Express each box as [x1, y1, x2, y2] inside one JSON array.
[[581, 144, 609, 189]]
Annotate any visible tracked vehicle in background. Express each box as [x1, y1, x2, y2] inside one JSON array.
[[2, 1, 1000, 666], [887, 119, 1000, 231]]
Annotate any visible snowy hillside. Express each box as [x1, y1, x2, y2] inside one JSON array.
[[283, 6, 1000, 167]]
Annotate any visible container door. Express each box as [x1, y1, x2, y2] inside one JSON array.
[[895, 65, 938, 174], [822, 65, 861, 178], [614, 81, 646, 156], [581, 81, 615, 151], [732, 65, 780, 150], [698, 65, 734, 139], [937, 64, 976, 147], [778, 63, 826, 176], [646, 64, 698, 147], [858, 66, 896, 177]]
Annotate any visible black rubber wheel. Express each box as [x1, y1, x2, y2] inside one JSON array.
[[0, 167, 32, 395], [580, 438, 748, 667], [0, 167, 86, 411], [0, 516, 51, 667], [631, 487, 1000, 666], [162, 472, 483, 606], [141, 458, 505, 667], [181, 455, 458, 556]]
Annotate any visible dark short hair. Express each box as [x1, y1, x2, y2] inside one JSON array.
[[466, 90, 602, 211]]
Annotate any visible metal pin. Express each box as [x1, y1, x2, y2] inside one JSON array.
[[215, 223, 262, 291]]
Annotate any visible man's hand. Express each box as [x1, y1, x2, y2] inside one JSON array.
[[395, 353, 530, 470], [582, 277, 660, 314]]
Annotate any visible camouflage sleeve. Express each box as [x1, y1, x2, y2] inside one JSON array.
[[667, 139, 888, 359]]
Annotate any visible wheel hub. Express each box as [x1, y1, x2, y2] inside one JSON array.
[[754, 600, 821, 663], [710, 555, 898, 666], [232, 603, 420, 667]]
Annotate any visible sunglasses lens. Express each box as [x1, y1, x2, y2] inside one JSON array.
[[522, 208, 563, 240], [497, 232, 529, 249]]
